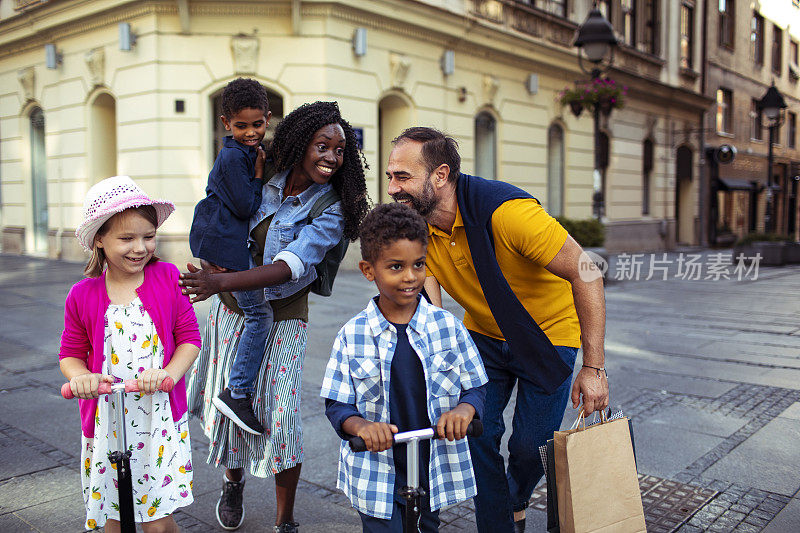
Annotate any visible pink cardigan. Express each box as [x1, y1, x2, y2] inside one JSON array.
[[59, 261, 202, 438]]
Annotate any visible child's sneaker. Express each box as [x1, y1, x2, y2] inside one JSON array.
[[216, 474, 245, 530], [213, 389, 264, 435]]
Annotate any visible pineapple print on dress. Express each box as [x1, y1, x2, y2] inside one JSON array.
[[80, 298, 193, 528]]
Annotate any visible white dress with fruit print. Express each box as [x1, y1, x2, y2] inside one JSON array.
[[80, 297, 193, 529]]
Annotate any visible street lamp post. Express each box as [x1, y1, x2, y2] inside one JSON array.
[[574, 6, 618, 220], [758, 83, 787, 234]]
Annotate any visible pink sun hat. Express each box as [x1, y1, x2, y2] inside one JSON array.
[[75, 176, 175, 252]]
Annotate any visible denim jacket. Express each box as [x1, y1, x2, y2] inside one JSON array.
[[249, 168, 344, 300]]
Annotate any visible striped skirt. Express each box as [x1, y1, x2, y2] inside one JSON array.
[[187, 295, 307, 477]]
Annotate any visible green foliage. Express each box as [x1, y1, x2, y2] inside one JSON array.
[[734, 232, 791, 246], [556, 217, 605, 248]]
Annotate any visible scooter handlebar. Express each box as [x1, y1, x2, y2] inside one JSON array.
[[348, 419, 483, 452], [61, 377, 175, 399]]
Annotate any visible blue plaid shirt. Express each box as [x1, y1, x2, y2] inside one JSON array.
[[320, 296, 488, 519]]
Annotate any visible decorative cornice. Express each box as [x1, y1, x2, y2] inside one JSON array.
[[0, 2, 289, 61]]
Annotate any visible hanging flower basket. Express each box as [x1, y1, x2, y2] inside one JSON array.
[[558, 78, 627, 116]]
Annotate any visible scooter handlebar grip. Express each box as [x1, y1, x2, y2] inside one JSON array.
[[60, 383, 74, 399], [466, 419, 483, 438], [347, 419, 483, 452], [348, 436, 368, 453], [62, 376, 175, 399], [160, 376, 175, 392]]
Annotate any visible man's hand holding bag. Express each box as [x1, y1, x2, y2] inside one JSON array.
[[553, 410, 646, 533]]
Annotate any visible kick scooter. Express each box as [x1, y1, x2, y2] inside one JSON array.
[[62, 378, 174, 533], [348, 420, 483, 533]]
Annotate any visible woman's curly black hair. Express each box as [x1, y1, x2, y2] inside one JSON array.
[[359, 203, 428, 263], [269, 101, 371, 241]]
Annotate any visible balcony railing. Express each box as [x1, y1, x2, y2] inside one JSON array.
[[472, 0, 664, 80]]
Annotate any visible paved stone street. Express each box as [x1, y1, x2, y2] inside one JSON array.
[[0, 251, 798, 532]]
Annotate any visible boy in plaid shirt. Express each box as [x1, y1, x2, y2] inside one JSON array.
[[320, 203, 488, 532]]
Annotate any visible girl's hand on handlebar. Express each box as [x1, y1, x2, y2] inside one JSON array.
[[356, 421, 398, 452], [70, 373, 115, 400], [137, 369, 171, 395], [437, 403, 476, 441]]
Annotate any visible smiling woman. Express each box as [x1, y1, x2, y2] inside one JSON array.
[[184, 101, 370, 532]]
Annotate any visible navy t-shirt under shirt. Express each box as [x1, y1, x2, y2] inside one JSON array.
[[389, 322, 431, 500]]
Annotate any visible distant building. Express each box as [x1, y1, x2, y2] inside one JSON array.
[[704, 0, 800, 244], [0, 0, 714, 264]]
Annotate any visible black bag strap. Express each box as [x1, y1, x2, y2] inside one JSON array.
[[308, 188, 341, 220]]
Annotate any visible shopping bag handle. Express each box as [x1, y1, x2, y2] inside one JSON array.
[[570, 408, 609, 430]]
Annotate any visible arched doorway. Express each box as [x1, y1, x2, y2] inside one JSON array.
[[89, 93, 117, 183], [547, 123, 565, 217], [378, 94, 412, 203], [675, 145, 694, 244], [210, 86, 284, 164], [475, 111, 497, 179], [30, 107, 47, 253]]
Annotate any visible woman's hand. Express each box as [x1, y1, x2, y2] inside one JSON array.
[[180, 263, 224, 303], [70, 373, 114, 399], [137, 368, 171, 395]]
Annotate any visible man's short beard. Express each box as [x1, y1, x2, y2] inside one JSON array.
[[392, 177, 438, 217]]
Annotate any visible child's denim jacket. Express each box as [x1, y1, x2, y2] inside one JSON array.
[[249, 168, 344, 300]]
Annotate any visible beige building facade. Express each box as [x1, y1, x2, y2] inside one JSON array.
[[704, 0, 800, 244], [0, 0, 711, 266]]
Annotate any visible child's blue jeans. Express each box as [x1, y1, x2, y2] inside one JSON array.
[[228, 288, 273, 396]]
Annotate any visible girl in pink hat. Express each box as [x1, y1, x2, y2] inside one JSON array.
[[59, 176, 202, 532]]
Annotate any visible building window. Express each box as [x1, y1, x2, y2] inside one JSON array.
[[643, 138, 653, 215], [530, 0, 567, 17], [773, 24, 783, 74], [89, 93, 117, 184], [547, 124, 565, 217], [622, 0, 637, 47], [716, 88, 733, 134], [30, 107, 48, 253], [751, 11, 764, 65], [719, 0, 734, 49], [788, 112, 797, 148], [643, 0, 659, 55], [751, 99, 764, 141], [791, 40, 799, 65], [475, 112, 498, 180], [680, 3, 694, 69]]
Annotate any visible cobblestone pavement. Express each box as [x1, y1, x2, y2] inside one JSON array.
[[0, 252, 799, 532]]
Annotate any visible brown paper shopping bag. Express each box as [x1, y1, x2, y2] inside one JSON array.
[[554, 412, 646, 533]]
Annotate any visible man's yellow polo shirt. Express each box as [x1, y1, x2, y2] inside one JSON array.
[[425, 198, 581, 348]]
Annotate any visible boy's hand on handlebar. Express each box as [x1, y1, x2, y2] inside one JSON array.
[[437, 403, 476, 441], [70, 373, 114, 399], [355, 420, 398, 452], [138, 369, 171, 395]]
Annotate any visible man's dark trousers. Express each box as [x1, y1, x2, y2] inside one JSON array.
[[468, 331, 577, 532]]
